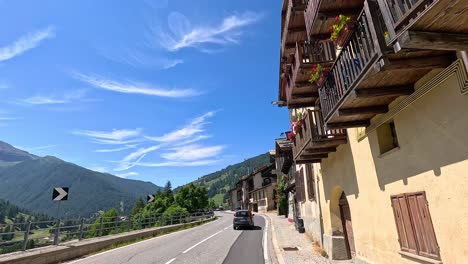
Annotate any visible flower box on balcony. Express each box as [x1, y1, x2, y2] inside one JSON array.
[[330, 15, 355, 48], [316, 69, 330, 87]]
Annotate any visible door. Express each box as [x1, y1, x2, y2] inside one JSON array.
[[253, 203, 258, 212], [339, 192, 355, 259]]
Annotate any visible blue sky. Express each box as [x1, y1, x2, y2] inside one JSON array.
[[0, 0, 288, 187]]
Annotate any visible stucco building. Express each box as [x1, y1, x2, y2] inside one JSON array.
[[275, 0, 468, 263]]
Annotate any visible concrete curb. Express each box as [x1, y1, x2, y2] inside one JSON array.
[[0, 217, 216, 264], [263, 214, 286, 264]]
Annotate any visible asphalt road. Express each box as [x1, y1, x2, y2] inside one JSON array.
[[66, 212, 267, 264]]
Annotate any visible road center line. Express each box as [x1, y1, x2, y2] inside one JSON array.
[[182, 229, 224, 254], [164, 258, 176, 264]]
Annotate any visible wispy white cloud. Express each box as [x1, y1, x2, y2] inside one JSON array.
[[20, 96, 68, 105], [114, 145, 161, 171], [135, 159, 220, 167], [95, 145, 138, 153], [161, 144, 224, 161], [115, 172, 139, 178], [26, 145, 56, 151], [99, 48, 184, 70], [73, 73, 198, 98], [162, 59, 183, 69], [19, 89, 88, 105], [89, 166, 107, 173], [146, 112, 214, 143], [0, 26, 55, 62], [0, 83, 9, 89], [73, 128, 143, 145], [0, 117, 18, 121], [159, 11, 262, 52]]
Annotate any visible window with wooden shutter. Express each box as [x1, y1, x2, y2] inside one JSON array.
[[295, 168, 305, 203], [390, 192, 440, 260], [306, 163, 316, 200]]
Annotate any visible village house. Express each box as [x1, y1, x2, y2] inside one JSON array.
[[275, 0, 468, 263]]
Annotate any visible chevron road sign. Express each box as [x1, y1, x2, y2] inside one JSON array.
[[147, 194, 155, 203], [52, 187, 69, 201]]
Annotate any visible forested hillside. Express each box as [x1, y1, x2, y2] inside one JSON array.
[[177, 153, 272, 205]]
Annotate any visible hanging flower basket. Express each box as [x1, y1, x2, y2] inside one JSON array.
[[330, 15, 355, 48]]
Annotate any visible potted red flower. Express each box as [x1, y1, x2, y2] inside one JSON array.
[[291, 112, 305, 134], [286, 132, 295, 142], [330, 15, 354, 47], [309, 64, 329, 87]]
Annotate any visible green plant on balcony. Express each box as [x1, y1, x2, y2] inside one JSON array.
[[309, 64, 329, 87], [291, 112, 305, 134], [329, 15, 353, 47], [309, 64, 322, 84]]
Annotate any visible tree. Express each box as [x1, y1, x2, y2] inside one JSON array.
[[164, 181, 174, 204], [175, 184, 209, 213], [208, 199, 216, 210], [131, 198, 145, 216], [87, 209, 119, 238]]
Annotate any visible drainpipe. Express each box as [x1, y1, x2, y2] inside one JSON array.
[[460, 51, 468, 74], [316, 173, 325, 247]]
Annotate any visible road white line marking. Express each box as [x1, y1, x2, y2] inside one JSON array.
[[164, 258, 176, 264], [263, 217, 269, 261], [224, 224, 233, 230], [66, 219, 220, 263], [182, 230, 224, 254]]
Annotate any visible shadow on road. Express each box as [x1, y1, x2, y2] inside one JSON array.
[[236, 226, 262, 230]]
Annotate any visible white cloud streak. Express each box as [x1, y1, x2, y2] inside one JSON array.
[[146, 112, 214, 143], [73, 128, 143, 145], [161, 145, 224, 161], [115, 172, 139, 179], [20, 90, 88, 105], [95, 145, 138, 153], [114, 145, 161, 171], [0, 26, 55, 62], [159, 12, 261, 52], [135, 159, 220, 167], [73, 73, 198, 98]]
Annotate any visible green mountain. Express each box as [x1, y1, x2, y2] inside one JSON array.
[[0, 141, 162, 218], [177, 153, 272, 205]]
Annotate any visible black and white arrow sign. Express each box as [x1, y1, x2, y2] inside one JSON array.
[[147, 194, 155, 203], [52, 187, 69, 201]]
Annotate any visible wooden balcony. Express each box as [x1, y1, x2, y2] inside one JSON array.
[[275, 138, 294, 174], [318, 0, 455, 129], [304, 0, 364, 39], [281, 0, 308, 56], [285, 40, 336, 108], [292, 109, 347, 164], [377, 0, 468, 51]]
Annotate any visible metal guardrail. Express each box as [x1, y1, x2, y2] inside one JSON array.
[[0, 211, 214, 255]]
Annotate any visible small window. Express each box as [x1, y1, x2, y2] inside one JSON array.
[[377, 120, 399, 154], [391, 192, 440, 260]]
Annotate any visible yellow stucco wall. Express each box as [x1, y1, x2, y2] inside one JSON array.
[[317, 72, 468, 263]]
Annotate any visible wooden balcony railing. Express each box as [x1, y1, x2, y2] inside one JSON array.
[[318, 1, 387, 121], [292, 109, 347, 163], [281, 0, 307, 55], [304, 0, 320, 38], [382, 0, 434, 33]]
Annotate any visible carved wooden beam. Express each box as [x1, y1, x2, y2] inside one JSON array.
[[304, 147, 337, 154], [326, 120, 370, 129], [399, 31, 468, 51], [354, 86, 414, 98], [338, 105, 389, 116]]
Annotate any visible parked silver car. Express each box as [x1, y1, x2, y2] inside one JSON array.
[[233, 210, 254, 230]]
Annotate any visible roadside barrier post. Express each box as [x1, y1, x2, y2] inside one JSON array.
[[98, 217, 104, 237], [53, 219, 61, 245], [79, 218, 85, 240], [22, 221, 32, 251]]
